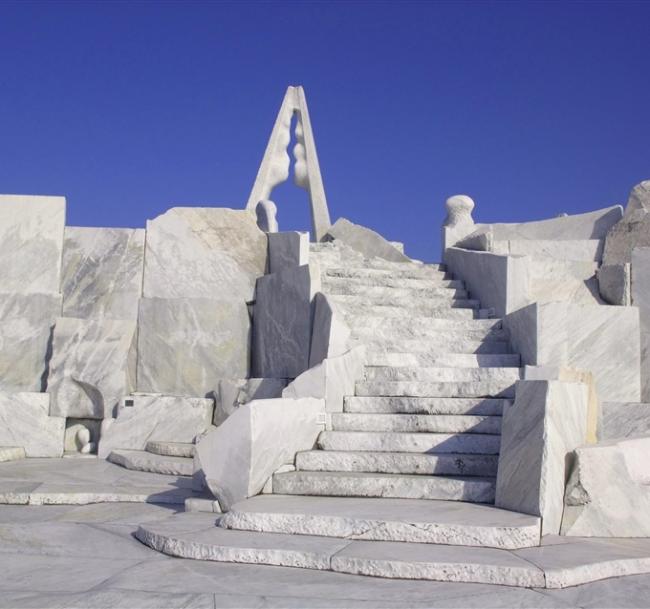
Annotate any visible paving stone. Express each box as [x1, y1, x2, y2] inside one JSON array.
[[107, 449, 194, 476]]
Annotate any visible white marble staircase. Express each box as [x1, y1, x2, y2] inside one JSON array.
[[273, 245, 520, 505]]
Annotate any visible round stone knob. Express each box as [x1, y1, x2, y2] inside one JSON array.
[[444, 195, 475, 227]]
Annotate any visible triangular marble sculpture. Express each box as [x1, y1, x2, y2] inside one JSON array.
[[246, 86, 331, 242]]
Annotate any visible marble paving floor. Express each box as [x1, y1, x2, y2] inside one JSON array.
[[0, 502, 650, 608]]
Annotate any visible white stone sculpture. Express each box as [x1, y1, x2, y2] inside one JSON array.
[[255, 200, 278, 233], [246, 86, 331, 242]]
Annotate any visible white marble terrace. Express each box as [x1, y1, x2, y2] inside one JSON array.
[[1, 87, 650, 605]]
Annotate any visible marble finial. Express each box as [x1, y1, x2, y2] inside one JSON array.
[[444, 195, 475, 227]]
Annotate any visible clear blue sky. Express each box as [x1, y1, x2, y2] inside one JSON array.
[[1, 1, 649, 261]]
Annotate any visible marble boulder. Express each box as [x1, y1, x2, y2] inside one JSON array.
[[562, 437, 650, 537], [495, 379, 589, 535], [137, 297, 251, 396], [0, 293, 61, 392], [195, 397, 325, 510], [0, 194, 66, 294], [0, 392, 64, 457], [143, 207, 267, 302], [213, 377, 287, 426], [47, 317, 137, 419], [98, 394, 214, 458], [61, 226, 145, 320], [325, 218, 410, 263]]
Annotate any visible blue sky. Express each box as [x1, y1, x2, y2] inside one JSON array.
[[1, 1, 649, 261]]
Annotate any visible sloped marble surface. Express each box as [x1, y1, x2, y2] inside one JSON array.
[[61, 226, 144, 320], [47, 317, 137, 419], [0, 392, 64, 457], [0, 195, 66, 294], [143, 207, 267, 302], [137, 297, 251, 395], [98, 394, 213, 458], [0, 293, 61, 392]]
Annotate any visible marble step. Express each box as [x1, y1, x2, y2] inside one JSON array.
[[360, 342, 512, 360], [327, 287, 470, 301], [353, 326, 509, 342], [330, 413, 502, 434], [364, 366, 520, 384], [138, 512, 650, 588], [323, 267, 449, 281], [355, 380, 516, 398], [365, 352, 521, 367], [321, 275, 464, 290], [342, 304, 481, 320], [107, 449, 194, 476], [331, 294, 479, 310], [351, 317, 503, 332], [344, 396, 510, 415], [318, 430, 501, 454], [219, 495, 540, 549], [272, 470, 496, 503], [0, 446, 26, 463], [296, 450, 499, 477], [145, 441, 196, 458]]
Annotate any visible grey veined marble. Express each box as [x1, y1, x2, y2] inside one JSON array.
[[143, 207, 267, 302], [0, 293, 62, 392], [47, 317, 137, 419], [136, 297, 251, 396], [0, 194, 66, 294], [61, 226, 145, 320]]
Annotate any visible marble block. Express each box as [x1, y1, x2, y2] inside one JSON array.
[[61, 226, 145, 320], [213, 377, 287, 426], [495, 379, 589, 535], [283, 346, 366, 413], [602, 181, 650, 266], [47, 317, 137, 419], [562, 437, 650, 537], [252, 265, 319, 379], [632, 247, 650, 402], [325, 218, 410, 263], [0, 194, 66, 294], [597, 263, 631, 305], [0, 392, 64, 457], [97, 394, 213, 458], [0, 293, 61, 392], [599, 402, 650, 440], [137, 297, 251, 396], [457, 205, 623, 250], [143, 207, 267, 302], [268, 231, 309, 273], [195, 397, 325, 510], [308, 293, 352, 367]]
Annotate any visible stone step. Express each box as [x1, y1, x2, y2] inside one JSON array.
[[138, 512, 650, 588], [330, 413, 502, 434], [358, 339, 512, 355], [318, 430, 501, 454], [364, 366, 520, 384], [323, 267, 449, 281], [272, 470, 496, 503], [0, 446, 26, 463], [365, 352, 521, 367], [321, 275, 463, 290], [355, 380, 516, 398], [296, 450, 499, 477], [219, 495, 540, 549], [107, 449, 194, 477], [344, 396, 510, 415], [145, 441, 196, 458], [342, 304, 480, 320], [328, 290, 474, 305], [352, 326, 509, 342], [352, 317, 503, 332]]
